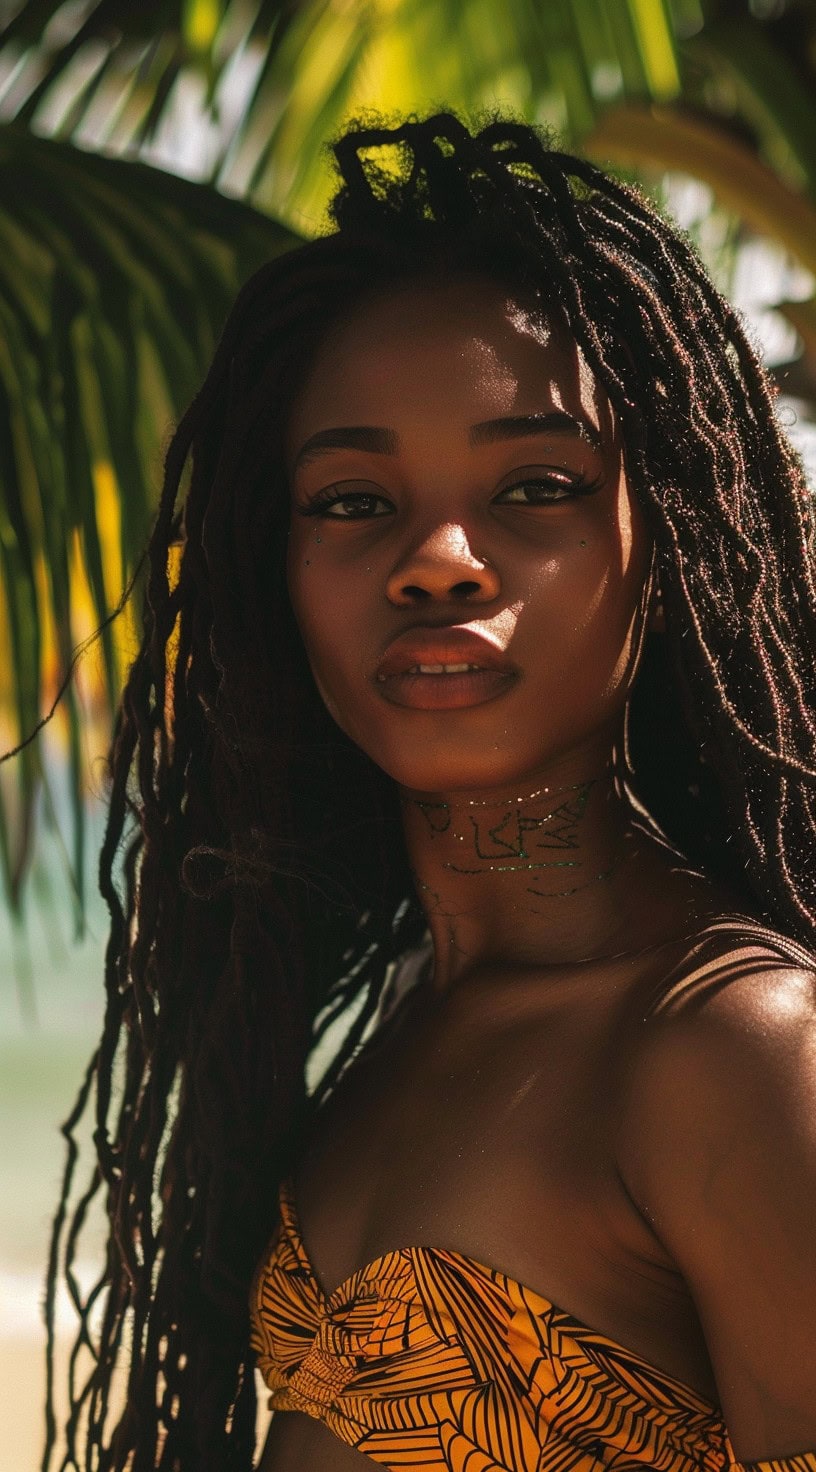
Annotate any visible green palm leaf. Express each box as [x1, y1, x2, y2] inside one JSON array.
[[685, 12, 816, 194], [583, 100, 816, 279], [0, 0, 681, 225], [0, 122, 298, 926]]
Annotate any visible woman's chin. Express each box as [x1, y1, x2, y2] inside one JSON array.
[[374, 757, 543, 801]]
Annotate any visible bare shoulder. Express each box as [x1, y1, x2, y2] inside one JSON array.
[[612, 907, 816, 1242], [614, 917, 816, 1455], [649, 910, 814, 1033], [617, 915, 816, 1180]]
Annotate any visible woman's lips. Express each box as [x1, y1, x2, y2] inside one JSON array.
[[376, 666, 518, 710], [374, 627, 518, 709]]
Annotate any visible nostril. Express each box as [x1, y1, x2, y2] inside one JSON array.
[[398, 578, 489, 602]]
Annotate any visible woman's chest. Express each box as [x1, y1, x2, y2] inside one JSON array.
[[293, 965, 674, 1318], [275, 959, 720, 1418]]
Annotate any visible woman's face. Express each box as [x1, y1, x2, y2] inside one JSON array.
[[286, 275, 655, 795]]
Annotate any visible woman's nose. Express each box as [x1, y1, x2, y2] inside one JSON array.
[[385, 522, 501, 605]]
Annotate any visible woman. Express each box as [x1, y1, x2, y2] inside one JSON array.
[[45, 114, 816, 1472]]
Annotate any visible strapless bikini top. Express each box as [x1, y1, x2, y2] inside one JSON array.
[[249, 1177, 815, 1472]]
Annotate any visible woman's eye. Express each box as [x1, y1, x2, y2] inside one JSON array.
[[301, 490, 394, 519], [495, 476, 583, 505]]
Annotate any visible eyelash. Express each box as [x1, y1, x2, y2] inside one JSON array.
[[297, 475, 602, 519]]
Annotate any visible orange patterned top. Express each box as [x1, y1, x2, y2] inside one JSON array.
[[249, 1177, 815, 1472]]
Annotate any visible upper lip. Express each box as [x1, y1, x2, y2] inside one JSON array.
[[375, 625, 519, 679]]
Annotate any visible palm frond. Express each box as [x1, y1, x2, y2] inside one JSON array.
[[0, 0, 685, 226], [583, 101, 816, 279], [685, 13, 816, 193], [0, 121, 298, 925]]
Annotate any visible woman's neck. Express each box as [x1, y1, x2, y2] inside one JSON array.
[[399, 750, 709, 992]]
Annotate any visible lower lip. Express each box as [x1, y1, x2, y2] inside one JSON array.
[[375, 669, 518, 710]]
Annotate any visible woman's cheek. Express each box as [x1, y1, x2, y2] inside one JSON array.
[[290, 596, 370, 739]]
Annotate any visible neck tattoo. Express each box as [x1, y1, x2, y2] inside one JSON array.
[[407, 776, 629, 900]]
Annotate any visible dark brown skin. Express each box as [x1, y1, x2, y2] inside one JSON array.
[[257, 277, 816, 1468]]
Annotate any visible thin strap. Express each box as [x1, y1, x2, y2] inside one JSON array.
[[689, 913, 816, 972]]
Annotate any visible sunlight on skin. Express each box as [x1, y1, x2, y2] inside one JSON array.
[[286, 278, 643, 792], [285, 274, 709, 986]]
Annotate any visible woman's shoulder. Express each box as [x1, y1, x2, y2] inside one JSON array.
[[627, 903, 816, 1071], [646, 905, 816, 1020], [614, 910, 816, 1455], [620, 905, 816, 1156]]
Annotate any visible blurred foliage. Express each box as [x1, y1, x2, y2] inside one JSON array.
[[0, 0, 815, 936], [0, 121, 296, 935], [0, 0, 685, 222]]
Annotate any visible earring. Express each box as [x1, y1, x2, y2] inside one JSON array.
[[649, 579, 666, 633]]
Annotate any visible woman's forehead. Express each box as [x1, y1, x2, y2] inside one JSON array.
[[287, 274, 611, 443]]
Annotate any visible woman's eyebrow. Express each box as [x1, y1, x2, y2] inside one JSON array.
[[292, 410, 601, 472], [293, 426, 398, 470], [470, 412, 602, 451]]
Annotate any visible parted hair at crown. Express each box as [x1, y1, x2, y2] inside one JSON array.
[[43, 111, 816, 1472]]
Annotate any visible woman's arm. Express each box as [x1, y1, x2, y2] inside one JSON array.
[[617, 958, 816, 1466]]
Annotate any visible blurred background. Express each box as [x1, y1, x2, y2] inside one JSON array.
[[1, 0, 816, 1465]]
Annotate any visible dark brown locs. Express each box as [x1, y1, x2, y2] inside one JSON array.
[[43, 111, 816, 1472]]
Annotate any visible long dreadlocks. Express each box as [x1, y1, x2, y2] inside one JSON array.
[[43, 111, 816, 1472]]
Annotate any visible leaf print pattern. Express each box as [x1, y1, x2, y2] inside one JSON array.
[[249, 1179, 816, 1472]]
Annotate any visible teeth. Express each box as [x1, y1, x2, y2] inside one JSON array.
[[411, 662, 481, 674]]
